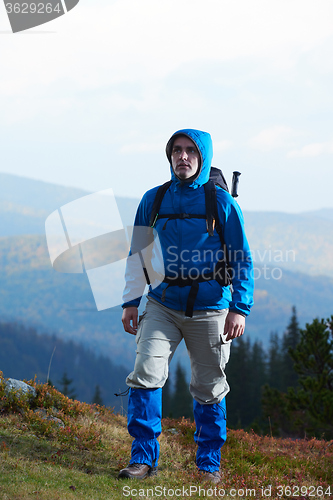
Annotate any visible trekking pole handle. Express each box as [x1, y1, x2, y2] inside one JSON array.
[[231, 171, 241, 198]]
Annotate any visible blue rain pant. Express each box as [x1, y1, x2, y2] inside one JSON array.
[[127, 387, 162, 467], [127, 387, 226, 471], [193, 398, 227, 472]]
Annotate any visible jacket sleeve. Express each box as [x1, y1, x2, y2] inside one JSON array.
[[122, 192, 152, 309], [217, 193, 254, 317]]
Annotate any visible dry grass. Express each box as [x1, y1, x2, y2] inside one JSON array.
[[1, 375, 333, 499]]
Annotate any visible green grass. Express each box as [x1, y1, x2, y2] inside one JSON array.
[[1, 373, 333, 499]]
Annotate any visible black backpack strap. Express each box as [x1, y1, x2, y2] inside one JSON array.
[[205, 180, 232, 285], [212, 186, 233, 283], [212, 183, 225, 247], [149, 181, 172, 228], [204, 178, 227, 250], [157, 213, 206, 220], [158, 213, 206, 231], [185, 282, 199, 317], [204, 180, 216, 237], [162, 268, 230, 317]]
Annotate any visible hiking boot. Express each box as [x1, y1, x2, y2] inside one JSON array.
[[118, 463, 157, 479], [199, 470, 221, 484]]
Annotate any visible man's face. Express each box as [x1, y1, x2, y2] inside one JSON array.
[[171, 136, 200, 180]]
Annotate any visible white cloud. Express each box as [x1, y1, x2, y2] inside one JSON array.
[[214, 140, 233, 152], [1, 0, 333, 135], [2, 0, 333, 212], [120, 142, 165, 154], [248, 126, 300, 152], [1, 0, 333, 95], [287, 141, 333, 158]]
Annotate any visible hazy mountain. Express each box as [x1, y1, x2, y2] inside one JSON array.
[[2, 172, 333, 276], [1, 172, 333, 369], [244, 211, 333, 277], [0, 172, 139, 236], [302, 208, 333, 222], [1, 233, 332, 365]]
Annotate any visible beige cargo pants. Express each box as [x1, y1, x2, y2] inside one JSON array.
[[126, 296, 231, 405]]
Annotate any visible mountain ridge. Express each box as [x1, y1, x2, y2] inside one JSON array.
[[1, 172, 333, 369]]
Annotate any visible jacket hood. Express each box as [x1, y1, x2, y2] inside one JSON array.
[[166, 128, 213, 189]]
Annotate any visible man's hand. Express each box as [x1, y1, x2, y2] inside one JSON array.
[[122, 307, 138, 335], [224, 311, 245, 341]]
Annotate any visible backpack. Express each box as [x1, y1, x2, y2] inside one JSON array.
[[147, 168, 240, 317], [149, 167, 228, 231]]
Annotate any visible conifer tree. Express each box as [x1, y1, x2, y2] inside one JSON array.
[[267, 331, 283, 391], [92, 384, 103, 405], [58, 371, 77, 400], [261, 384, 290, 436], [162, 377, 172, 418], [171, 362, 193, 419], [248, 340, 267, 425], [226, 336, 252, 428], [263, 315, 333, 438], [287, 316, 333, 437], [262, 308, 300, 432], [281, 306, 300, 390]]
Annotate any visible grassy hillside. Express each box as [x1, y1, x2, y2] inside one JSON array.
[[0, 375, 332, 500]]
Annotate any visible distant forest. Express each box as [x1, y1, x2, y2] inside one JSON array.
[[1, 307, 332, 439], [0, 321, 129, 413], [163, 307, 333, 440]]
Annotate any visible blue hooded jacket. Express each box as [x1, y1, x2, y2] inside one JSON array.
[[123, 128, 254, 316]]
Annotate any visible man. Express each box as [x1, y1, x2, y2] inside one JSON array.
[[119, 128, 254, 483]]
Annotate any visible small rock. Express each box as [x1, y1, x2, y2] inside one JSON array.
[[34, 409, 48, 418], [33, 409, 65, 428], [165, 428, 179, 435], [50, 417, 65, 428], [5, 379, 37, 398]]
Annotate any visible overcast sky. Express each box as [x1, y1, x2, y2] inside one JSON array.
[[1, 0, 333, 213]]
